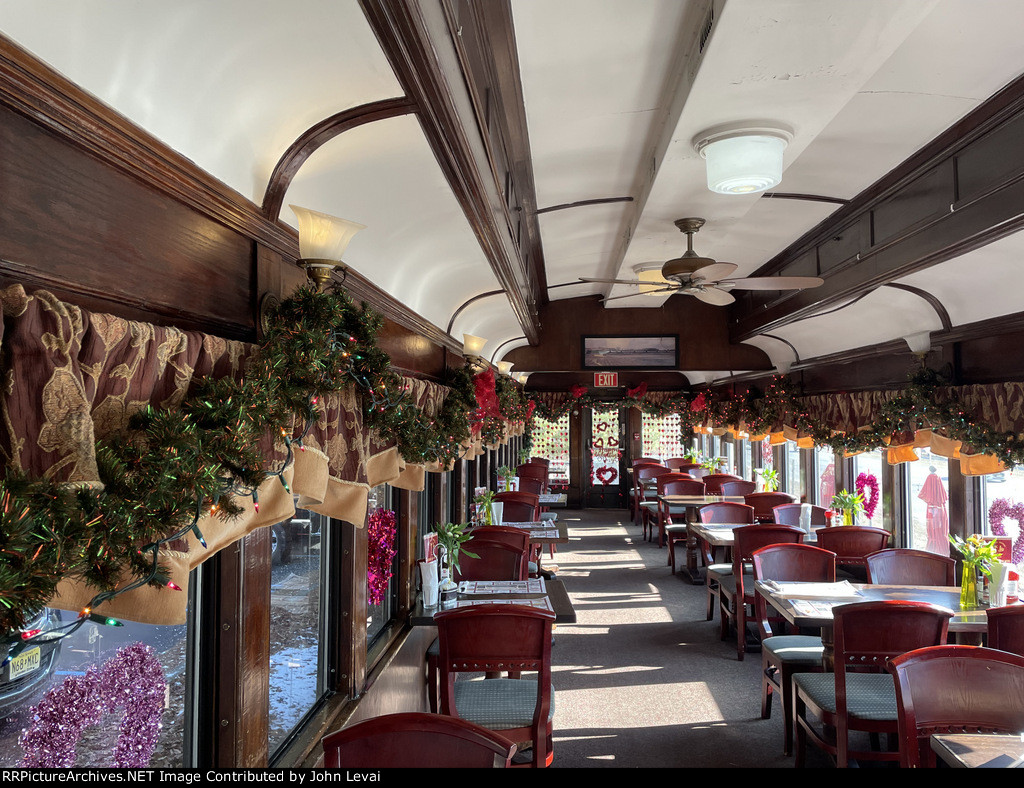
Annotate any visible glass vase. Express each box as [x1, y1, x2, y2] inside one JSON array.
[[842, 509, 854, 526], [960, 567, 978, 610]]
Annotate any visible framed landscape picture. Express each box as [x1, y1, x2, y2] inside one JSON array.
[[581, 335, 678, 369]]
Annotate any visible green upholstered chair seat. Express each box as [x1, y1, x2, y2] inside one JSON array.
[[762, 635, 823, 664], [453, 678, 554, 731], [715, 567, 753, 594], [639, 500, 658, 510], [793, 672, 897, 721]]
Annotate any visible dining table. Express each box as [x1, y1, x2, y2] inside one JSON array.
[[755, 580, 990, 668], [931, 733, 1024, 768], [538, 492, 567, 506], [655, 494, 746, 583], [409, 576, 577, 626]]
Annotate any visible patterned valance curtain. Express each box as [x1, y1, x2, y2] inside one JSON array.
[[0, 286, 462, 623]]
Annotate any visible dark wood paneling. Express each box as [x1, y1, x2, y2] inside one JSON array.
[[872, 162, 955, 245]]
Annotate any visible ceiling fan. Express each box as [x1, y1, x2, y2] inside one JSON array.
[[580, 217, 825, 305]]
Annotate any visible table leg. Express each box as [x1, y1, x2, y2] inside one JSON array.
[[679, 518, 705, 585]]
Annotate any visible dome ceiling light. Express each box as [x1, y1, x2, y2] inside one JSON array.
[[693, 124, 793, 195]]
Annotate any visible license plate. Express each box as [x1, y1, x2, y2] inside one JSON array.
[[9, 647, 41, 681]]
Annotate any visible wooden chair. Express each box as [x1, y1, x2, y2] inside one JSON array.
[[664, 458, 700, 473], [700, 473, 743, 494], [633, 464, 671, 527], [719, 479, 756, 496], [659, 478, 707, 570], [888, 645, 1024, 767], [773, 504, 828, 527], [865, 548, 955, 586], [815, 526, 890, 574], [322, 712, 517, 768], [644, 471, 695, 543], [436, 604, 556, 768], [494, 491, 540, 523], [516, 463, 549, 494], [700, 502, 755, 622], [629, 461, 665, 523], [527, 457, 550, 468], [986, 605, 1024, 655], [751, 543, 836, 756], [719, 525, 804, 660], [517, 475, 546, 496], [793, 600, 952, 768], [744, 492, 797, 523]]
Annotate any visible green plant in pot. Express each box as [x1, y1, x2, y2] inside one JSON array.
[[434, 522, 478, 591], [830, 489, 865, 525], [757, 467, 780, 492], [683, 447, 702, 464], [497, 465, 516, 491], [699, 457, 719, 472]]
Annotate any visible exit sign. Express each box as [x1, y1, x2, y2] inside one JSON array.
[[594, 372, 618, 387]]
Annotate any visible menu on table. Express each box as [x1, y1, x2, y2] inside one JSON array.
[[529, 528, 559, 539], [458, 579, 546, 595], [791, 600, 841, 618], [502, 521, 544, 528], [447, 597, 554, 612], [762, 580, 862, 599]]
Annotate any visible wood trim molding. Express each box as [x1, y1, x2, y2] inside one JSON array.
[[262, 97, 418, 220]]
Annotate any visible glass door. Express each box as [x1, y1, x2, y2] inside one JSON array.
[[585, 406, 625, 508]]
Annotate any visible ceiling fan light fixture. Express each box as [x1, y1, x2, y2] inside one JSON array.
[[632, 264, 672, 296], [694, 125, 793, 195]]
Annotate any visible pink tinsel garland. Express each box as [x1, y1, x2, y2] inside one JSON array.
[[855, 472, 879, 519], [989, 497, 1024, 564], [19, 642, 165, 768], [367, 508, 398, 605]]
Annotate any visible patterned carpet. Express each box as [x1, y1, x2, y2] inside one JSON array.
[[546, 509, 842, 768]]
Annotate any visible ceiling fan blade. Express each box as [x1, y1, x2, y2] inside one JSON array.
[[690, 262, 738, 283], [601, 285, 678, 302], [722, 276, 825, 291], [692, 287, 736, 306], [578, 277, 645, 285]]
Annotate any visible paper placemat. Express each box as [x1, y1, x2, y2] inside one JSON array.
[[447, 597, 553, 612], [458, 579, 546, 595], [763, 580, 862, 599]]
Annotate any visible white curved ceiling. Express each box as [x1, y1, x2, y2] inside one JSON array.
[[4, 0, 1024, 374]]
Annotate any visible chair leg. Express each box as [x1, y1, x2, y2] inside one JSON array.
[[426, 652, 439, 713], [705, 579, 717, 621], [736, 599, 747, 661], [761, 650, 773, 720], [793, 685, 807, 768]]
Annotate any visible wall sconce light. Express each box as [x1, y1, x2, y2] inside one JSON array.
[[290, 205, 366, 290], [462, 333, 488, 371], [693, 124, 793, 195], [775, 359, 793, 375], [496, 361, 514, 376], [904, 331, 931, 363], [512, 372, 532, 385]]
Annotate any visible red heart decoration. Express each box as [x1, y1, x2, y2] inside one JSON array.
[[592, 437, 605, 449], [595, 421, 610, 433], [595, 466, 618, 485], [607, 437, 619, 447]]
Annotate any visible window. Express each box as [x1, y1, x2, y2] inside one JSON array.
[[268, 507, 328, 755], [532, 413, 570, 488], [981, 466, 1024, 534], [740, 439, 752, 479], [906, 450, 951, 555], [814, 446, 836, 506], [853, 450, 885, 529], [365, 484, 397, 645], [720, 438, 736, 476], [783, 442, 804, 500], [641, 412, 686, 462]]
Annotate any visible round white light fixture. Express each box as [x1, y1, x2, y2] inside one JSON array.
[[693, 124, 793, 195], [632, 264, 673, 297]]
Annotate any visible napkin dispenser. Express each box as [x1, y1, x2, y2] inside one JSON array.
[[419, 559, 440, 607], [799, 503, 813, 534]]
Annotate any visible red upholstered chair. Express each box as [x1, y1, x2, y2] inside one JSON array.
[[793, 600, 952, 768], [773, 504, 828, 527], [645, 472, 695, 543], [322, 712, 517, 768], [744, 492, 797, 523], [751, 543, 836, 756], [494, 491, 540, 523], [986, 605, 1024, 655], [719, 479, 756, 496], [700, 502, 755, 623], [527, 457, 550, 468], [719, 525, 804, 660], [815, 526, 890, 574], [456, 528, 531, 582], [436, 604, 556, 768], [629, 462, 664, 523], [633, 464, 671, 527], [888, 645, 1024, 767], [865, 548, 955, 586], [701, 473, 743, 494]]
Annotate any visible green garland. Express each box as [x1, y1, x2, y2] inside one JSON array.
[[0, 286, 504, 639]]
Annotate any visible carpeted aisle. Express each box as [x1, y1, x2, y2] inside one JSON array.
[[548, 509, 835, 768]]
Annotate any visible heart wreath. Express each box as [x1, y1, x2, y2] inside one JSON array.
[[595, 466, 618, 485], [855, 473, 879, 519], [989, 498, 1024, 564]]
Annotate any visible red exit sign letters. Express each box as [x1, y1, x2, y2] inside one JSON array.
[[594, 372, 618, 387]]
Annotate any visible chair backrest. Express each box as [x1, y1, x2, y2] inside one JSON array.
[[633, 457, 661, 466], [468, 526, 531, 554], [664, 459, 700, 472], [986, 605, 1024, 656], [889, 645, 1024, 767], [436, 604, 554, 736], [701, 473, 742, 494], [515, 464, 549, 492], [656, 472, 695, 491], [752, 543, 837, 584], [732, 525, 804, 596], [865, 548, 955, 586], [493, 491, 540, 522], [719, 479, 756, 496], [744, 492, 798, 522], [661, 478, 706, 497], [527, 457, 550, 468], [815, 526, 890, 565], [454, 535, 529, 582], [322, 712, 516, 768], [699, 501, 754, 524], [516, 475, 546, 496], [772, 503, 828, 526]]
